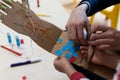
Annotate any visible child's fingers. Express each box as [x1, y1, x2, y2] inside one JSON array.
[[54, 57, 62, 61], [57, 57, 61, 60]]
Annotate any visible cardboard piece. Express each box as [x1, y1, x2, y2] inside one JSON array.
[[0, 0, 117, 79], [1, 0, 62, 52], [0, 0, 92, 68], [51, 31, 92, 68]]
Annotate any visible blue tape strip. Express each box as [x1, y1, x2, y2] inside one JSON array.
[[66, 40, 74, 46], [69, 47, 76, 53], [73, 44, 80, 51], [68, 44, 80, 53], [61, 46, 68, 52], [61, 40, 74, 52], [57, 38, 62, 43], [65, 53, 72, 59], [55, 50, 63, 56], [72, 52, 78, 57]]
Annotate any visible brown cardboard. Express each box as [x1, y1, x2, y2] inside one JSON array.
[[1, 0, 62, 52], [51, 31, 91, 68]]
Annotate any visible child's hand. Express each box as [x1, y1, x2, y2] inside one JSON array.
[[54, 57, 77, 77], [54, 57, 71, 73]]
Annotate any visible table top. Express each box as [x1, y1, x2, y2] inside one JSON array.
[[0, 0, 69, 80]]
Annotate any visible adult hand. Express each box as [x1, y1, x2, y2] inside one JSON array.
[[54, 57, 76, 77], [80, 46, 119, 69], [89, 25, 120, 51], [66, 4, 91, 45]]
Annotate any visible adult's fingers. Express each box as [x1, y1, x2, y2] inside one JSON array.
[[85, 20, 91, 39], [77, 24, 87, 45], [67, 24, 80, 44], [91, 25, 109, 33], [88, 38, 114, 46], [89, 31, 111, 41], [96, 45, 112, 50]]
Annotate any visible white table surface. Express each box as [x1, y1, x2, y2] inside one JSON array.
[[0, 0, 69, 80]]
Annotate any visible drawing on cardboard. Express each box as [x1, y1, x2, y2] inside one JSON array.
[[0, 0, 62, 52]]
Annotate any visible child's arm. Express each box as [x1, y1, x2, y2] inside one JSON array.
[[54, 57, 89, 80]]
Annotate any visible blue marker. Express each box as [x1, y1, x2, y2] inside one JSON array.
[[7, 33, 12, 44], [16, 36, 20, 47], [10, 58, 41, 67]]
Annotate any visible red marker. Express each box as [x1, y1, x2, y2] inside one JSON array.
[[1, 45, 22, 56], [37, 0, 40, 7]]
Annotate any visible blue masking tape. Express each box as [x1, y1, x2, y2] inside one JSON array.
[[68, 44, 80, 53], [66, 40, 74, 46], [73, 44, 80, 51], [57, 38, 62, 43], [72, 52, 78, 57], [61, 40, 74, 52], [65, 53, 72, 59], [63, 40, 74, 50], [61, 46, 68, 52], [69, 47, 76, 53], [55, 50, 63, 56]]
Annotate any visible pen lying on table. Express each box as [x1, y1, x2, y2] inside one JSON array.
[[10, 58, 42, 67], [1, 45, 22, 56]]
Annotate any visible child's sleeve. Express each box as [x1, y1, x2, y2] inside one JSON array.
[[70, 72, 90, 80]]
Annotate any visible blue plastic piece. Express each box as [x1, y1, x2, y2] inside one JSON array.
[[16, 36, 20, 47], [83, 29, 87, 39], [57, 38, 62, 43], [65, 53, 72, 59], [55, 50, 63, 56], [7, 33, 12, 44]]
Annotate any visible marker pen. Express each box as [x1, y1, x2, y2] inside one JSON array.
[[1, 45, 22, 56], [10, 58, 41, 67]]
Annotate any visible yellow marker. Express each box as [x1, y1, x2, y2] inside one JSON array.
[[73, 0, 77, 5], [37, 14, 51, 17]]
